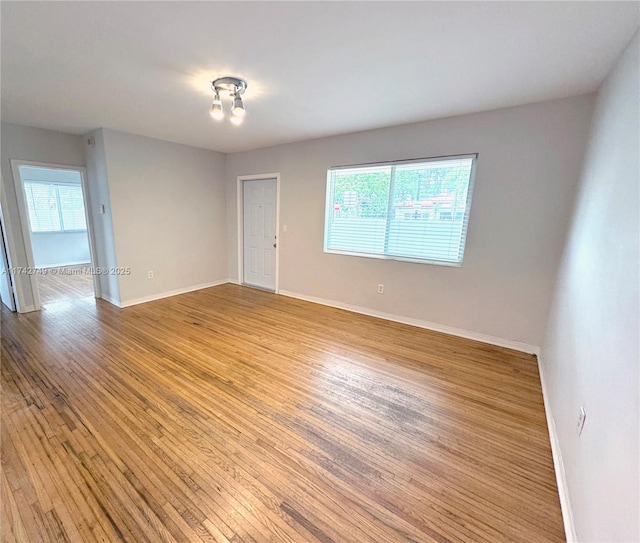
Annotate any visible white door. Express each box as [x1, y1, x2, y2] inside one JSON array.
[[243, 178, 277, 291], [0, 217, 16, 311]]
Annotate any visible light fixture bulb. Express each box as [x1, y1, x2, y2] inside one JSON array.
[[231, 93, 246, 117], [210, 77, 247, 124], [210, 93, 224, 120]]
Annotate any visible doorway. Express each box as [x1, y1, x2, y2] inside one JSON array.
[[10, 160, 99, 309], [239, 175, 279, 292]]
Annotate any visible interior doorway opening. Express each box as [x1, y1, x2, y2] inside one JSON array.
[[11, 161, 100, 310]]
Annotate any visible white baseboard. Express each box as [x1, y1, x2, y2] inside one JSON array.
[[117, 279, 229, 308], [104, 282, 538, 355], [278, 289, 539, 355], [100, 293, 121, 307], [17, 303, 36, 313], [537, 354, 577, 542]]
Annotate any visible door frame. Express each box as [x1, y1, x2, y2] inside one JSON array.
[[10, 159, 101, 310], [236, 173, 281, 293], [0, 180, 18, 311]]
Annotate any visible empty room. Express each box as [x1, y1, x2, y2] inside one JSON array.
[[1, 2, 638, 543]]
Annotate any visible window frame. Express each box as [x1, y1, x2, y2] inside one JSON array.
[[323, 153, 478, 267], [23, 179, 88, 234]]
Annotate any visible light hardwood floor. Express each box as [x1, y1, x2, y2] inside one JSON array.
[[1, 284, 565, 542], [36, 265, 94, 306]]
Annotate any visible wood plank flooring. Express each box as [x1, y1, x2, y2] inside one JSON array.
[[0, 284, 565, 542], [36, 265, 94, 306]]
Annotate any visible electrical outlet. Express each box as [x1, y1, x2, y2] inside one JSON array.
[[282, 225, 288, 233], [377, 284, 384, 294], [147, 271, 154, 279], [577, 407, 586, 436]]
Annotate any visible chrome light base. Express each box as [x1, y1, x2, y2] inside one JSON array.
[[211, 77, 247, 96]]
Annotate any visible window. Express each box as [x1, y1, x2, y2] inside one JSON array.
[[324, 154, 477, 266], [24, 181, 87, 233]]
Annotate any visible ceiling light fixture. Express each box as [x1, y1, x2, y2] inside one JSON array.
[[210, 76, 247, 124]]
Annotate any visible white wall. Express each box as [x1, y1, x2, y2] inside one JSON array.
[[99, 129, 228, 305], [31, 232, 90, 268], [0, 122, 85, 310], [541, 32, 639, 543], [83, 128, 120, 304], [225, 96, 594, 348], [1, 124, 228, 308]]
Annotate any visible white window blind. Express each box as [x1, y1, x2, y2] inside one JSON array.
[[324, 155, 477, 265], [56, 184, 87, 230], [24, 181, 87, 233]]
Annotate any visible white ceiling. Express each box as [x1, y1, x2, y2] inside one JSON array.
[[2, 2, 638, 153]]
